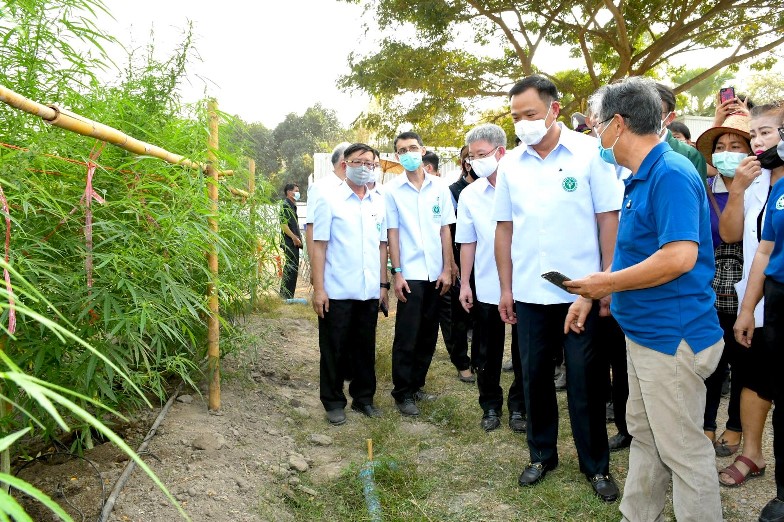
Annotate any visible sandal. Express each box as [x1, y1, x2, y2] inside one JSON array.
[[714, 432, 741, 457], [719, 455, 765, 488]]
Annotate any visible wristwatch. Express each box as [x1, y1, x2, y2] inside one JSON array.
[[380, 282, 391, 289], [390, 267, 403, 274]]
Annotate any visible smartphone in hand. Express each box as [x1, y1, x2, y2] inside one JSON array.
[[541, 271, 572, 292], [719, 86, 735, 104]]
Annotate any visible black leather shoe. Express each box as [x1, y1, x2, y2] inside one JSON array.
[[480, 409, 501, 432], [413, 389, 437, 402], [760, 497, 784, 522], [509, 411, 527, 433], [396, 398, 420, 417], [351, 403, 382, 418], [608, 432, 633, 452], [518, 462, 555, 487], [587, 474, 619, 502], [326, 408, 346, 426]]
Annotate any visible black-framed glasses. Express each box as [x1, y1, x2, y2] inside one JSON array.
[[346, 160, 380, 169], [592, 113, 630, 133], [396, 145, 421, 155], [467, 146, 499, 162], [778, 126, 784, 141]]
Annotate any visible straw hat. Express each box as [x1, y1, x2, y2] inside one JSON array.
[[695, 113, 751, 167]]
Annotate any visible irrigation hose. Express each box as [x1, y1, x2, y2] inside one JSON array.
[[98, 381, 185, 522]]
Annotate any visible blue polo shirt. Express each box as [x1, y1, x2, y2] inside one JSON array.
[[610, 142, 722, 355], [762, 177, 784, 284]]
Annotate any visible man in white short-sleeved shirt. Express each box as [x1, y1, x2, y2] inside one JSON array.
[[455, 123, 526, 434], [311, 143, 389, 426], [385, 131, 456, 417], [305, 142, 351, 257], [493, 76, 622, 501]]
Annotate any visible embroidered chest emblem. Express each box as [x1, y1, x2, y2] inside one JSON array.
[[777, 194, 784, 210], [562, 177, 578, 192]]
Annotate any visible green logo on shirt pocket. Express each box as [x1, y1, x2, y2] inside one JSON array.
[[562, 177, 577, 192]]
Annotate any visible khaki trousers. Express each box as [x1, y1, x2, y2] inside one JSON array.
[[620, 337, 724, 522]]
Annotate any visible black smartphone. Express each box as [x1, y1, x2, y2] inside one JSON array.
[[380, 300, 389, 317], [541, 271, 572, 292], [719, 87, 735, 104]]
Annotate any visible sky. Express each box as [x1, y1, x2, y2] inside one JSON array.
[[100, 0, 372, 129], [98, 1, 783, 131]]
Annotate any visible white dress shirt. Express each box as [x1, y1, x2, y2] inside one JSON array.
[[455, 178, 501, 305], [385, 174, 456, 281], [312, 183, 387, 300], [735, 168, 772, 327], [492, 124, 623, 304], [306, 172, 344, 224]]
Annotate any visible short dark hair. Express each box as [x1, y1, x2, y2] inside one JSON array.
[[343, 143, 375, 160], [655, 83, 676, 113], [371, 147, 380, 159], [393, 131, 423, 151], [508, 75, 560, 104], [667, 121, 691, 140], [283, 183, 298, 195], [422, 151, 439, 171]]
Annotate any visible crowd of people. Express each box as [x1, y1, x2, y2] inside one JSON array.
[[279, 75, 784, 521]]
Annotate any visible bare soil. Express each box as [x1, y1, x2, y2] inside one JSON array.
[[11, 283, 778, 521]]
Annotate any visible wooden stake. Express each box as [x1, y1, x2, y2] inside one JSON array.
[[367, 438, 373, 462], [247, 159, 257, 308], [206, 99, 220, 411]]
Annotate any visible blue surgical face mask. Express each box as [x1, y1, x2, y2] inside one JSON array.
[[711, 151, 747, 178], [399, 151, 423, 172], [293, 191, 301, 201], [596, 122, 620, 165]]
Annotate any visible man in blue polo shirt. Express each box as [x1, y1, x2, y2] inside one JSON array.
[[565, 77, 724, 521]]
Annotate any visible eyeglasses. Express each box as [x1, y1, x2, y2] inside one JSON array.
[[467, 147, 499, 162], [592, 114, 630, 133], [778, 126, 784, 141], [345, 160, 380, 169], [396, 145, 421, 155]]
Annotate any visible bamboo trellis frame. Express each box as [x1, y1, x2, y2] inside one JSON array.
[[0, 84, 231, 411]]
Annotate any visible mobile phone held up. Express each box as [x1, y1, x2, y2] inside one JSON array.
[[719, 87, 735, 104], [541, 271, 572, 292]]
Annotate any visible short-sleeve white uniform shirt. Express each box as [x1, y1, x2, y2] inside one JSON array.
[[492, 124, 623, 304], [385, 174, 456, 282], [312, 183, 387, 300]]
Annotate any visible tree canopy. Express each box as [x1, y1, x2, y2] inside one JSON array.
[[339, 0, 784, 145]]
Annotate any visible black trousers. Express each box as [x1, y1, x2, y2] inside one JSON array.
[[280, 240, 299, 299], [439, 284, 472, 372], [597, 314, 629, 436], [515, 301, 609, 476], [318, 299, 378, 411], [764, 278, 784, 500], [474, 301, 525, 414], [391, 280, 441, 402], [703, 311, 743, 433]]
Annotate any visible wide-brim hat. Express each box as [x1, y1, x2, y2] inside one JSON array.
[[696, 113, 751, 167]]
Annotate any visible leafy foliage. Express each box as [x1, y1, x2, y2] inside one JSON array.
[[338, 0, 784, 144]]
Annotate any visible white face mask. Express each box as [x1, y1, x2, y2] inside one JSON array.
[[514, 104, 554, 146], [293, 191, 301, 201], [468, 149, 499, 178]]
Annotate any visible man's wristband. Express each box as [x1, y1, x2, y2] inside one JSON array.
[[380, 282, 391, 289], [390, 267, 403, 274]]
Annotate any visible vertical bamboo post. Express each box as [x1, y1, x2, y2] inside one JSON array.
[[206, 99, 220, 411], [248, 158, 257, 309]]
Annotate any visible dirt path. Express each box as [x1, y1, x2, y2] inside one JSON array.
[[15, 287, 778, 521]]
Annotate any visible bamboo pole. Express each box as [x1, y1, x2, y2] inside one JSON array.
[[248, 159, 257, 308], [206, 99, 220, 411], [0, 84, 202, 170]]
